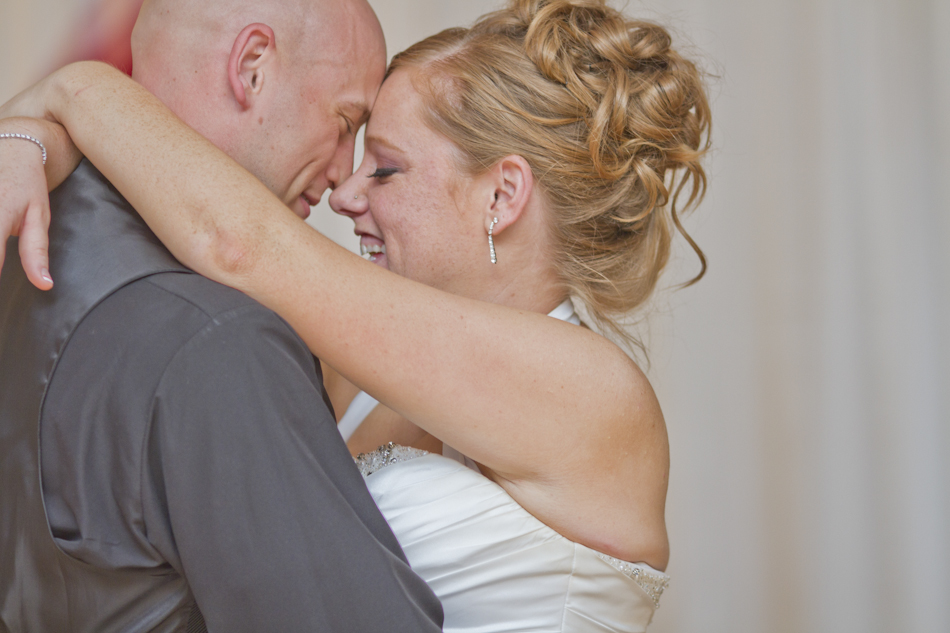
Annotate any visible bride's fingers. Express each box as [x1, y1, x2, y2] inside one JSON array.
[[17, 201, 53, 290]]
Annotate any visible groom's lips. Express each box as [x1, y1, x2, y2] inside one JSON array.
[[294, 195, 315, 219]]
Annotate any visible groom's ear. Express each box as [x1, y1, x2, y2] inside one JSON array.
[[227, 23, 276, 109]]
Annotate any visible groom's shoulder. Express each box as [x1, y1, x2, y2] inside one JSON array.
[[140, 269, 263, 318], [53, 267, 322, 416], [105, 268, 312, 361]]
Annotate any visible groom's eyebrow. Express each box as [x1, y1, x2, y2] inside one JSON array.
[[341, 100, 371, 126]]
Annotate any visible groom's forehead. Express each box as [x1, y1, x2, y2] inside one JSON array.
[[294, 3, 387, 105]]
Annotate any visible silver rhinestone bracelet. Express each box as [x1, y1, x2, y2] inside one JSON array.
[[0, 132, 47, 165]]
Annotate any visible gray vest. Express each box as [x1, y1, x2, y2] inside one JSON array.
[[0, 161, 205, 632]]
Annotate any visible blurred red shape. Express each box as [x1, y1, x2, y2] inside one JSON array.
[[58, 0, 145, 75]]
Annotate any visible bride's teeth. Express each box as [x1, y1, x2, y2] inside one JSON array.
[[360, 244, 386, 256]]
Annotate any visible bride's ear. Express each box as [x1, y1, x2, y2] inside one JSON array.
[[227, 23, 276, 109], [484, 155, 534, 236]]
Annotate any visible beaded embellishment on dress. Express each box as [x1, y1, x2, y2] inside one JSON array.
[[596, 553, 669, 608], [355, 443, 429, 477]]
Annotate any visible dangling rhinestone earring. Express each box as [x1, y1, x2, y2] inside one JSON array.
[[488, 217, 499, 264]]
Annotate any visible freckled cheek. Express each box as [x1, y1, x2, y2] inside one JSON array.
[[381, 206, 425, 265], [385, 213, 415, 252]]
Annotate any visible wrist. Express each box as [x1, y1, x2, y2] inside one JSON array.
[[0, 131, 46, 165], [0, 116, 82, 190], [0, 117, 47, 148]]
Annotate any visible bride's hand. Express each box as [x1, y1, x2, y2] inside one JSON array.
[[0, 118, 55, 289], [0, 71, 85, 289]]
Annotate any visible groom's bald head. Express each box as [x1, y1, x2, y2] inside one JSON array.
[[128, 0, 387, 217], [132, 0, 342, 82]]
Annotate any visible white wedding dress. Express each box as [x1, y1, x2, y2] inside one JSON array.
[[341, 300, 669, 632]]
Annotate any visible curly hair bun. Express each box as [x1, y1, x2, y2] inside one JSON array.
[[390, 0, 711, 350]]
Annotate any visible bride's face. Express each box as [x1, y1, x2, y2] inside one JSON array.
[[329, 70, 496, 296]]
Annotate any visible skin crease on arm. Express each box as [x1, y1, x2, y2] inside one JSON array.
[[12, 61, 670, 567]]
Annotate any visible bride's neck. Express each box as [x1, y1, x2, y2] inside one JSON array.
[[485, 197, 568, 315], [482, 256, 566, 316]]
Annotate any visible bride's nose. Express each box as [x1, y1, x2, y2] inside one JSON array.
[[328, 175, 368, 218]]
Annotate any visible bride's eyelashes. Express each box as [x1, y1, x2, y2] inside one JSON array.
[[368, 167, 398, 180]]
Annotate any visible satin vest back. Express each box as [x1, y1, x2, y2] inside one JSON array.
[[0, 162, 200, 632]]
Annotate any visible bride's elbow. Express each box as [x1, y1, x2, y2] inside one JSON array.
[[185, 212, 262, 283]]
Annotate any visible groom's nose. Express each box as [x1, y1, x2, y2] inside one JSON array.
[[326, 134, 357, 191]]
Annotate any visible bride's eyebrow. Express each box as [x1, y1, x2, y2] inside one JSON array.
[[365, 135, 404, 156]]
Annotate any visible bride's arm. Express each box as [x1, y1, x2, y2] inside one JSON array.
[[21, 61, 668, 562]]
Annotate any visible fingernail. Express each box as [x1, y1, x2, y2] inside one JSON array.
[[41, 269, 53, 285]]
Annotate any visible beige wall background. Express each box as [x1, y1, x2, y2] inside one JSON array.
[[2, 1, 948, 631]]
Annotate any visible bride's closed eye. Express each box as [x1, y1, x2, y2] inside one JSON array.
[[368, 167, 398, 180]]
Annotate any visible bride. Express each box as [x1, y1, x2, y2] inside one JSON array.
[[1, 0, 709, 630]]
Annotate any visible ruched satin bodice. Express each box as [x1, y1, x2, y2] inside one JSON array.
[[356, 446, 668, 632]]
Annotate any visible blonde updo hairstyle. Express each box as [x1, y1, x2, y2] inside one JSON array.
[[390, 0, 710, 349]]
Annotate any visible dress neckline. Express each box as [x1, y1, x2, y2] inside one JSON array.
[[354, 443, 671, 608], [548, 298, 581, 325]]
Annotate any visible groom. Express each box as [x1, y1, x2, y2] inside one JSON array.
[[0, 0, 442, 632]]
